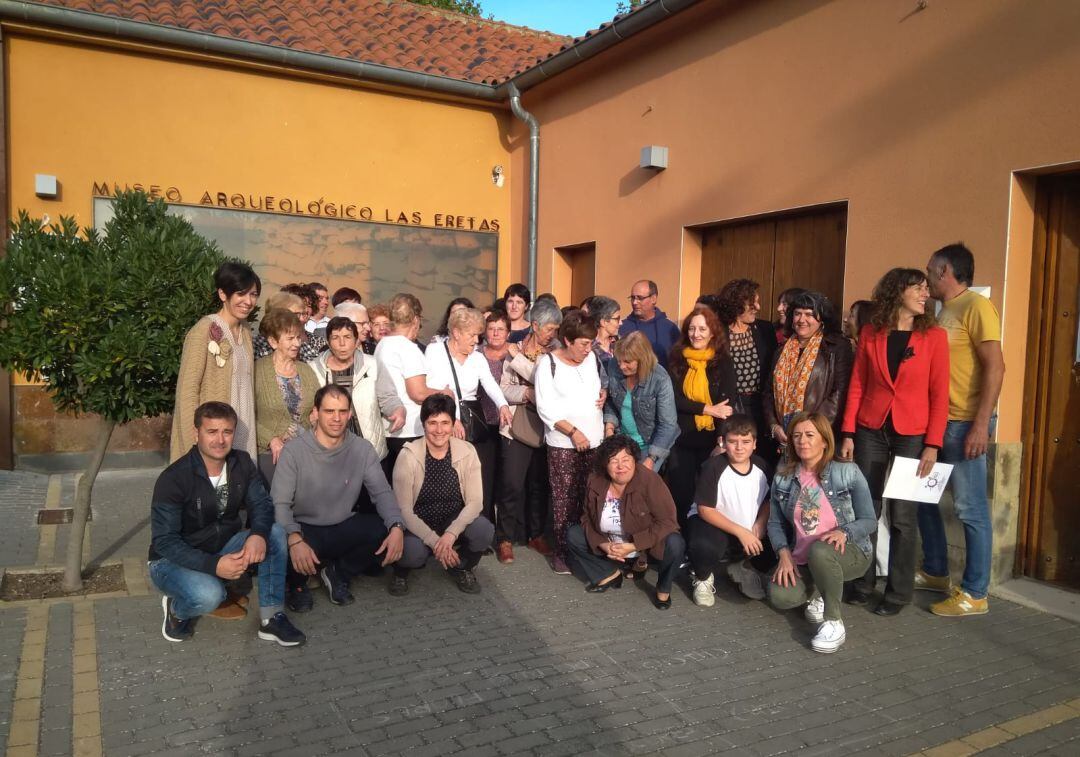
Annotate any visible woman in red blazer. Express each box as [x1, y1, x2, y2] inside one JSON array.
[[838, 268, 949, 615]]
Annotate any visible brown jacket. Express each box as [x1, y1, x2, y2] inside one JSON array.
[[581, 464, 679, 559], [763, 332, 854, 433]]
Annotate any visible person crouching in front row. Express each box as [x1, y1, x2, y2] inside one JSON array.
[[391, 395, 496, 595], [567, 434, 685, 610], [150, 401, 305, 646], [767, 412, 876, 654]]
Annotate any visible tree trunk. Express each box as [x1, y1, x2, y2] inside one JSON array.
[[62, 418, 115, 592]]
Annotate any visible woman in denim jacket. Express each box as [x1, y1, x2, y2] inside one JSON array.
[[603, 333, 681, 472], [767, 411, 876, 654]]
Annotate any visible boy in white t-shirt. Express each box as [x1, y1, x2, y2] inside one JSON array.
[[686, 415, 775, 605]]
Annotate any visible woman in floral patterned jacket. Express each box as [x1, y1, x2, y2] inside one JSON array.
[[169, 263, 261, 462]]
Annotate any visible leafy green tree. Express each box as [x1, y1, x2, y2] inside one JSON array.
[[616, 0, 647, 13], [408, 0, 484, 17], [0, 191, 236, 591]]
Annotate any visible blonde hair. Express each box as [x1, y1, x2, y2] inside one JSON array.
[[389, 293, 422, 327], [448, 307, 485, 335], [612, 331, 657, 380], [778, 411, 836, 478], [264, 292, 303, 312]]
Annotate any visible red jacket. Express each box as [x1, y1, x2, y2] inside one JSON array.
[[842, 325, 950, 447]]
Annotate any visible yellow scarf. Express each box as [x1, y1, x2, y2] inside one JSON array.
[[682, 347, 716, 431]]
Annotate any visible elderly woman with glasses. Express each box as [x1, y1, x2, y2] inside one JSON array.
[[566, 434, 684, 609], [588, 295, 622, 374]]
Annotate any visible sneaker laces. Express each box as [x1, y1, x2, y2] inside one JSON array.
[[692, 577, 715, 594]]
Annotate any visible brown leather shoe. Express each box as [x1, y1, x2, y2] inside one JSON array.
[[528, 536, 553, 556], [231, 593, 249, 609], [209, 597, 246, 620], [497, 541, 514, 564]]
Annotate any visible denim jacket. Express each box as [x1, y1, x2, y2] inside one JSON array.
[[767, 460, 876, 558], [603, 367, 680, 467]]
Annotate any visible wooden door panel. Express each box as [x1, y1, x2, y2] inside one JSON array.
[[700, 221, 776, 303], [773, 208, 847, 311], [1035, 177, 1080, 585]]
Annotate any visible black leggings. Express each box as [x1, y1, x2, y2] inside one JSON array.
[[687, 515, 776, 580]]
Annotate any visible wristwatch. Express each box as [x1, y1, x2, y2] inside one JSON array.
[[389, 521, 404, 532]]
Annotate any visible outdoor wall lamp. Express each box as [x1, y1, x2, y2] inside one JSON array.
[[640, 146, 668, 170], [35, 174, 59, 199], [492, 165, 504, 187]]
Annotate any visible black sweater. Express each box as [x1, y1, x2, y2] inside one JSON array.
[[670, 354, 740, 448]]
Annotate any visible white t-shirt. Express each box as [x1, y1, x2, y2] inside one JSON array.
[[207, 463, 228, 515], [534, 352, 604, 449], [424, 343, 508, 411], [688, 455, 770, 526], [375, 335, 427, 438], [599, 492, 636, 558]]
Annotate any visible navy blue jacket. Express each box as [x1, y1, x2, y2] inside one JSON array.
[[148, 446, 274, 575], [619, 308, 681, 369]]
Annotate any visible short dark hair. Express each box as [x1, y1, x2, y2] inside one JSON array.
[[503, 283, 532, 306], [308, 282, 327, 293], [331, 287, 362, 306], [722, 413, 757, 439], [314, 383, 352, 409], [784, 291, 840, 336], [717, 278, 760, 326], [420, 394, 456, 424], [637, 280, 659, 297], [485, 309, 511, 331], [214, 262, 261, 300], [282, 283, 317, 313], [593, 434, 642, 477], [437, 297, 475, 338], [932, 242, 975, 285], [194, 401, 237, 429], [776, 287, 807, 306], [326, 316, 358, 340], [559, 310, 598, 343]]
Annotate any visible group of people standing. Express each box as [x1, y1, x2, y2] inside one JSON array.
[[150, 240, 1002, 654]]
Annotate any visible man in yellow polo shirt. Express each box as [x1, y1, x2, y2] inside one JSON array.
[[918, 243, 1005, 616]]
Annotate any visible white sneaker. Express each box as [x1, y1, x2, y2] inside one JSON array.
[[692, 573, 716, 607], [804, 595, 825, 624], [810, 620, 846, 653], [738, 564, 766, 601]]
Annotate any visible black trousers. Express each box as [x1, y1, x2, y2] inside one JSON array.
[[850, 421, 924, 605], [496, 437, 533, 543], [383, 436, 419, 481], [665, 442, 713, 531], [475, 427, 498, 531], [566, 525, 685, 594], [740, 393, 778, 466], [286, 513, 387, 590], [520, 444, 551, 540], [686, 515, 777, 579]]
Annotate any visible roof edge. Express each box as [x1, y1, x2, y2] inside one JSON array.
[[0, 0, 503, 100], [496, 0, 706, 95]]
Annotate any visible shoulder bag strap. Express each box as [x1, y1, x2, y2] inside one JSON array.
[[444, 341, 464, 402]]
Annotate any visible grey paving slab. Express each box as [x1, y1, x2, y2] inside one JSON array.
[[40, 602, 74, 756], [78, 546, 1080, 757], [0, 606, 28, 746], [52, 468, 157, 568], [0, 469, 49, 568]]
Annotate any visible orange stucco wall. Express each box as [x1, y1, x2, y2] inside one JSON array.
[[5, 32, 514, 458], [512, 0, 1080, 445]]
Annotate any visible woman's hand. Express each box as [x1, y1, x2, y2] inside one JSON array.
[[838, 438, 854, 462], [498, 406, 514, 427], [820, 529, 847, 554], [772, 550, 798, 588], [508, 343, 520, 359], [433, 533, 460, 569], [269, 436, 286, 464], [642, 457, 655, 471], [452, 420, 467, 440], [608, 543, 637, 560], [705, 399, 733, 420], [385, 407, 406, 433], [917, 446, 938, 478], [772, 424, 788, 444], [604, 423, 616, 439], [524, 387, 535, 403], [570, 429, 590, 452], [596, 389, 607, 409]]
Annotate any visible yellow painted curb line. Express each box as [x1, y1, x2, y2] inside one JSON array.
[[35, 475, 62, 566], [913, 697, 1080, 756], [71, 602, 102, 757]]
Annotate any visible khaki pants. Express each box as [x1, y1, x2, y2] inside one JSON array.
[[768, 540, 871, 622]]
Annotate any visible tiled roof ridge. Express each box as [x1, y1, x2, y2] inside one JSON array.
[[381, 0, 571, 42]]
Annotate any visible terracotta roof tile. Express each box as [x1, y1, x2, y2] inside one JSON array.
[[34, 0, 571, 84]]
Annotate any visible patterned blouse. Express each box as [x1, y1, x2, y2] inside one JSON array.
[[414, 450, 465, 535], [729, 328, 760, 395], [276, 374, 302, 439]]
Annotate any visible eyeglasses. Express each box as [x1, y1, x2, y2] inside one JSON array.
[[628, 294, 652, 302]]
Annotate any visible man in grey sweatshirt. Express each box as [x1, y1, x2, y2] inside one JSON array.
[[272, 385, 405, 610]]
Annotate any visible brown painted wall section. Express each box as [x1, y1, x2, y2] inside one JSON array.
[[512, 0, 1080, 445]]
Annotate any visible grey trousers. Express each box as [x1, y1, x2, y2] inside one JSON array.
[[768, 540, 871, 622]]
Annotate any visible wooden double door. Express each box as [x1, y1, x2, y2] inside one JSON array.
[[1021, 175, 1080, 588], [699, 205, 847, 314]]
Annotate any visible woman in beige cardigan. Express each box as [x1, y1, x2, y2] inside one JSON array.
[[390, 395, 494, 596], [170, 263, 260, 462], [254, 308, 319, 484]]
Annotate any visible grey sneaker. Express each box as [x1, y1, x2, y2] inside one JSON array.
[[737, 561, 766, 600]]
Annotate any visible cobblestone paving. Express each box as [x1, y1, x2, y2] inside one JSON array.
[[0, 607, 27, 747], [87, 548, 1080, 757], [0, 471, 49, 568]]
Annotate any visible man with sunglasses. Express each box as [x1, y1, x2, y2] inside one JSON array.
[[619, 279, 681, 369]]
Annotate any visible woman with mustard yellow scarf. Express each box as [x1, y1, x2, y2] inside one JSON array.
[[664, 305, 739, 529]]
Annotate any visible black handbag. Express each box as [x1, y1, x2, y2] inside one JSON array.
[[445, 342, 489, 443]]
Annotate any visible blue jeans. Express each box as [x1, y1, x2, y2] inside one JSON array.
[[917, 418, 995, 599], [150, 524, 287, 620]]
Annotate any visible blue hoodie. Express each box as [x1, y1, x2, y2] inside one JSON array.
[[619, 307, 681, 368]]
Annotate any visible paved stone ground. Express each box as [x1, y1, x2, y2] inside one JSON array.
[[0, 471, 49, 568], [2, 467, 1080, 756]]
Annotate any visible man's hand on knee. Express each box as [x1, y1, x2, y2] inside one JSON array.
[[216, 552, 247, 580], [239, 534, 267, 567], [376, 527, 404, 566]]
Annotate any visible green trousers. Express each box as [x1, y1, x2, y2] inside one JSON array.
[[768, 540, 871, 621]]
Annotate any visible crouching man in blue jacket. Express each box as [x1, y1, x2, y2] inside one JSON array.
[[149, 401, 305, 646]]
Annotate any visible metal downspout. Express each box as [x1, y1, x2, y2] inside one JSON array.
[[506, 83, 539, 295]]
